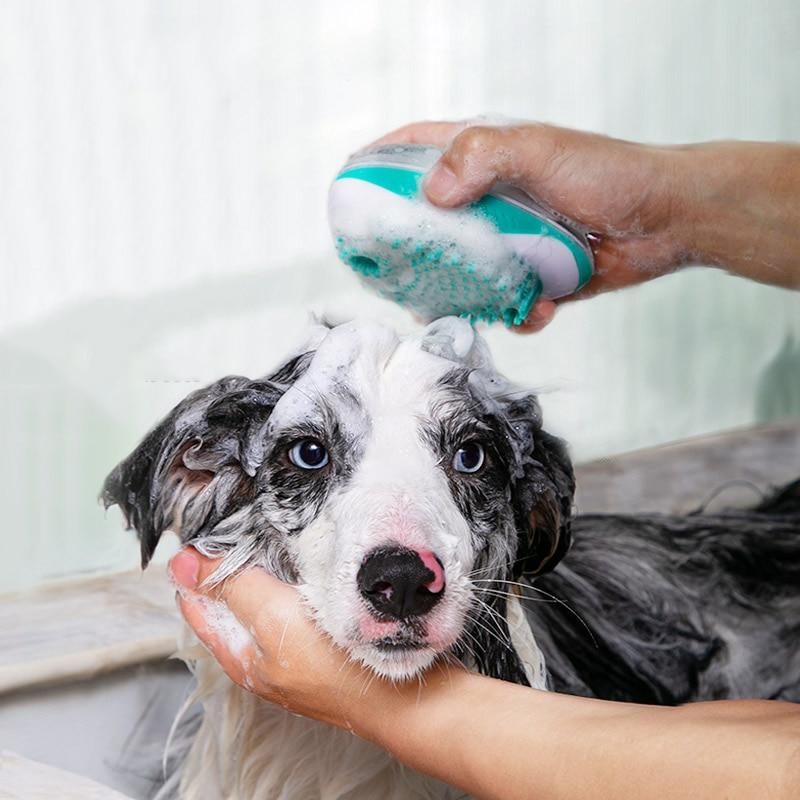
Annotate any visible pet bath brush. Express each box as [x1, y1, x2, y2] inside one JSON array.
[[328, 144, 594, 327]]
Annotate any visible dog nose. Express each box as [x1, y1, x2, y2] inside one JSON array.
[[357, 547, 445, 620]]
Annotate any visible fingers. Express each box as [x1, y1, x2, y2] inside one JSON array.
[[170, 548, 287, 692], [177, 591, 254, 687], [559, 237, 674, 305], [425, 124, 556, 208], [424, 125, 510, 206], [370, 121, 558, 208], [171, 547, 299, 635], [514, 298, 558, 334], [514, 243, 664, 329], [170, 548, 354, 722]]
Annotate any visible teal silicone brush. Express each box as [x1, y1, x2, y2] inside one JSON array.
[[328, 144, 594, 326]]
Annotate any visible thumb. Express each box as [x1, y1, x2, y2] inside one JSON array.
[[424, 124, 551, 207]]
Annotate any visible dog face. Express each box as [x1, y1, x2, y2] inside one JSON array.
[[103, 318, 574, 682]]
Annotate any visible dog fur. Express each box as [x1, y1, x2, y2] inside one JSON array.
[[102, 317, 800, 799]]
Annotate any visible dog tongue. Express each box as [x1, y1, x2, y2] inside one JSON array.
[[418, 549, 445, 594]]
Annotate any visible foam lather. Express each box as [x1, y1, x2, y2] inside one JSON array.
[[328, 144, 594, 327]]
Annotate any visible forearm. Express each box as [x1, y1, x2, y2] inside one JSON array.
[[673, 141, 800, 289], [172, 552, 799, 799], [356, 665, 800, 800]]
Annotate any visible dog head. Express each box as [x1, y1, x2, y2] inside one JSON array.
[[103, 318, 574, 682]]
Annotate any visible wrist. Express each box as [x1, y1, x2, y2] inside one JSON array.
[[670, 142, 752, 267], [350, 662, 481, 793], [354, 662, 469, 749], [668, 141, 800, 287]]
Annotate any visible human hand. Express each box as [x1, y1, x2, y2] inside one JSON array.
[[372, 120, 800, 330], [372, 120, 689, 331], [170, 547, 379, 731]]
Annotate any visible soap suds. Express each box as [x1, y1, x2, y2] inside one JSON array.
[[173, 574, 255, 658], [330, 177, 547, 326], [197, 596, 254, 657], [268, 320, 399, 430]]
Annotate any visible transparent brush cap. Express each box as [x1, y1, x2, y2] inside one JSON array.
[[340, 144, 591, 248]]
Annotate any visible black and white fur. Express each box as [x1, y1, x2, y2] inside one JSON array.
[[103, 317, 800, 799]]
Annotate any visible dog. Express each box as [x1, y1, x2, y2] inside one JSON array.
[[103, 317, 800, 799]]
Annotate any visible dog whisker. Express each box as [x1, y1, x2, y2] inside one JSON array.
[[468, 595, 511, 643], [463, 608, 512, 650], [472, 578, 597, 646]]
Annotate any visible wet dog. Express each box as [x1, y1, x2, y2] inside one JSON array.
[[103, 317, 800, 799]]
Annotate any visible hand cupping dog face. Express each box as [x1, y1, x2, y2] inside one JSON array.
[[103, 317, 574, 683]]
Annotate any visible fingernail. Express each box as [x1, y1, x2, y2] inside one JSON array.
[[424, 162, 459, 204], [170, 549, 199, 590], [517, 300, 557, 333]]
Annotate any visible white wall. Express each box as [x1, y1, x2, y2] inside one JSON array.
[[1, 0, 799, 590]]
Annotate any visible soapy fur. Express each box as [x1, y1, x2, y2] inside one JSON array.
[[102, 317, 800, 799], [104, 318, 566, 685]]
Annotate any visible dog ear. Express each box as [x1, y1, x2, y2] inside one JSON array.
[[508, 400, 575, 578], [101, 375, 284, 568]]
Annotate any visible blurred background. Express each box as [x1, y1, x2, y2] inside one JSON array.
[[1, 0, 799, 592]]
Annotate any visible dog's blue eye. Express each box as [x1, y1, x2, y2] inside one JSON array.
[[453, 442, 485, 474], [288, 439, 329, 470]]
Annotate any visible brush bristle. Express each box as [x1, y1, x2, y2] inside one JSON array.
[[336, 235, 541, 328]]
